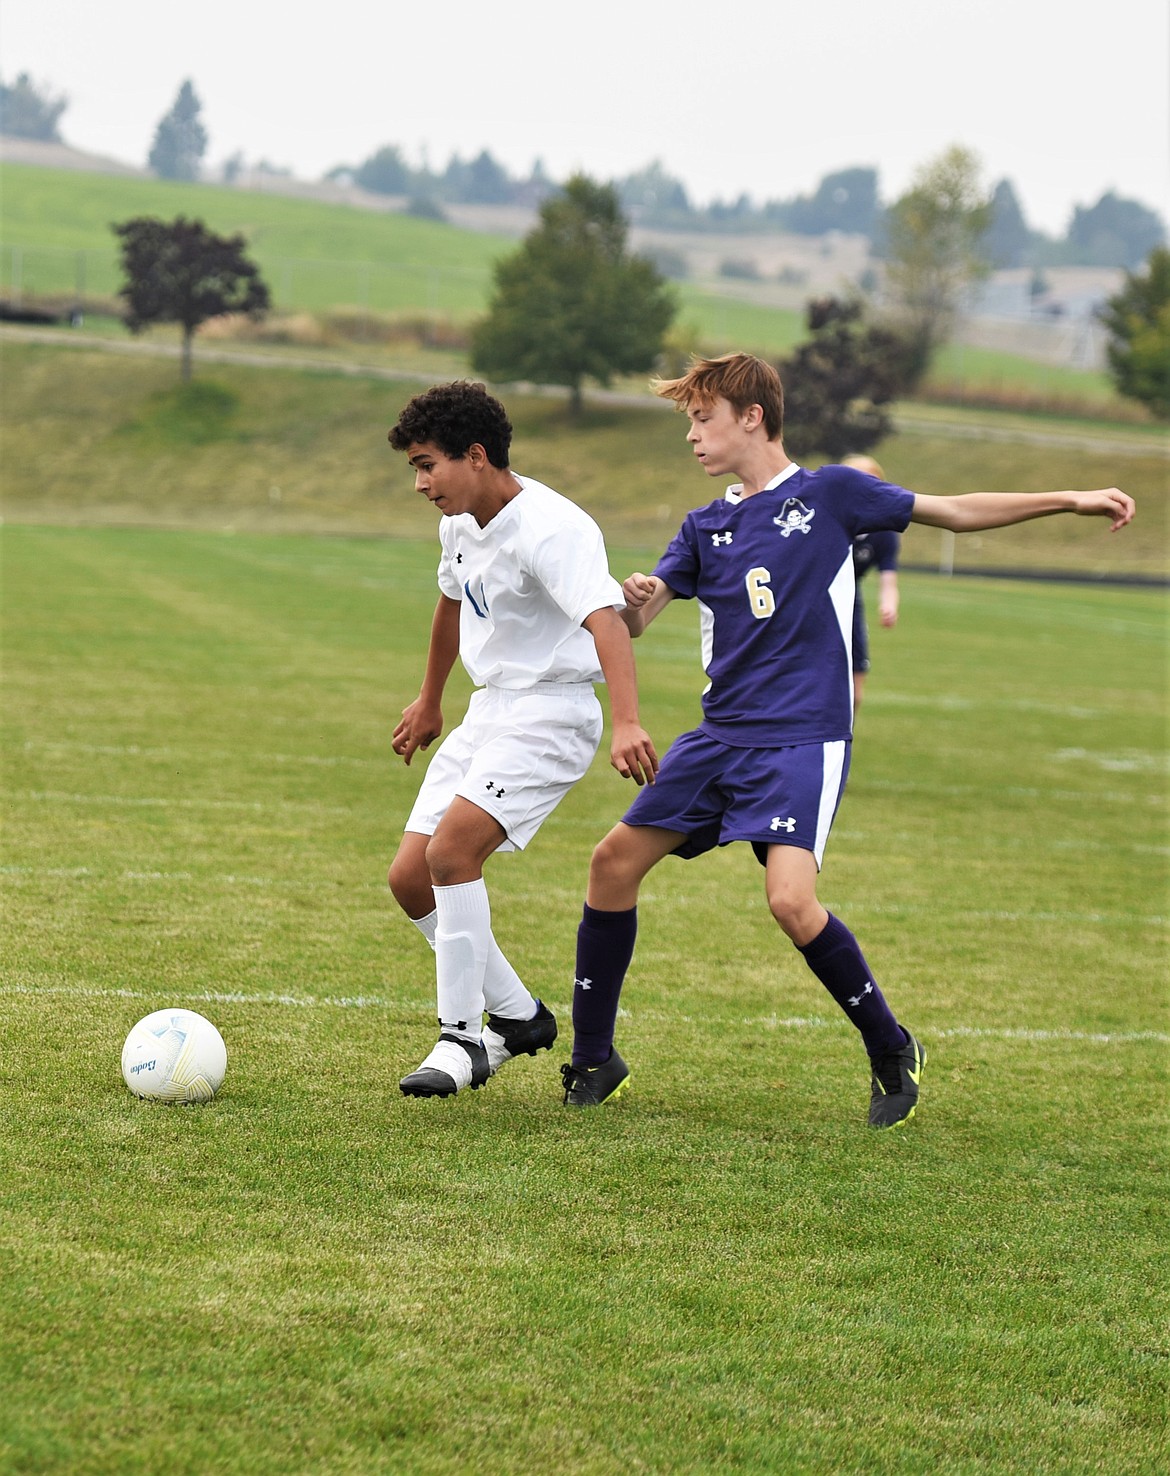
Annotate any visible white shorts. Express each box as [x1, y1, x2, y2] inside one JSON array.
[[404, 682, 604, 852]]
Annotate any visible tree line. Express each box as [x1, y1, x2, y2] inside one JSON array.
[[3, 72, 1164, 273], [110, 169, 1170, 425]]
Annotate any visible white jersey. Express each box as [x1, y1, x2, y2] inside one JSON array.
[[436, 476, 624, 689]]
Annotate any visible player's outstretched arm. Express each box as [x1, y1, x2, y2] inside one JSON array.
[[911, 488, 1135, 534], [391, 595, 460, 766], [620, 573, 676, 637], [583, 606, 659, 786]]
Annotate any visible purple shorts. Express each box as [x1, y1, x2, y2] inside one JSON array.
[[622, 728, 851, 868]]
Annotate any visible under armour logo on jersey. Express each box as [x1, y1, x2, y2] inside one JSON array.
[[485, 780, 506, 797], [770, 816, 796, 833], [573, 976, 592, 990], [464, 578, 489, 618], [848, 981, 874, 1008], [711, 531, 733, 546], [774, 498, 815, 536]]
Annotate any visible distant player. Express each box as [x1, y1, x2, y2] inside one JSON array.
[[386, 381, 657, 1099], [564, 352, 1134, 1127], [842, 454, 901, 713]]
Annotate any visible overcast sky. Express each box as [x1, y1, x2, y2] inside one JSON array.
[[4, 0, 1167, 237]]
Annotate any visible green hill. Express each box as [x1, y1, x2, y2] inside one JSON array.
[[0, 161, 810, 353], [0, 160, 1145, 411], [1, 337, 1164, 578]]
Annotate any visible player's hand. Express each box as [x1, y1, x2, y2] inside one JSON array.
[[392, 697, 442, 766], [879, 599, 899, 628], [1074, 488, 1135, 531], [610, 722, 659, 787], [623, 572, 658, 610]]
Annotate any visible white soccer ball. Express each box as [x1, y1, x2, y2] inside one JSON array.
[[121, 1008, 227, 1103]]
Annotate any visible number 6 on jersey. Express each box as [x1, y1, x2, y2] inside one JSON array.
[[746, 566, 775, 619]]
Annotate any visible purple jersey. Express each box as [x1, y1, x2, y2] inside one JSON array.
[[654, 463, 914, 746]]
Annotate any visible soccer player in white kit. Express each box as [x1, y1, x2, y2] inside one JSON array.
[[386, 382, 658, 1098]]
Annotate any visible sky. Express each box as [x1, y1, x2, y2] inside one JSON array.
[[3, 0, 1167, 237]]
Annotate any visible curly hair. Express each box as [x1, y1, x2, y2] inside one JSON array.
[[388, 381, 513, 468]]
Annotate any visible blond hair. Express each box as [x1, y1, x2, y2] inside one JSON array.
[[653, 353, 785, 440], [842, 454, 886, 479]]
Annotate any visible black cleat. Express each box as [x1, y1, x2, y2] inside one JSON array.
[[482, 1000, 558, 1074], [560, 1048, 630, 1107], [400, 1033, 490, 1098], [868, 1032, 926, 1128]]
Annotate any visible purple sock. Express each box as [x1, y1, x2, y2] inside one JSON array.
[[797, 913, 906, 1056], [572, 903, 637, 1067]]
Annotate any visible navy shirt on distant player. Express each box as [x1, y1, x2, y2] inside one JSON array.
[[653, 463, 914, 747]]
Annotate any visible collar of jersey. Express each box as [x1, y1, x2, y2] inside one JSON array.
[[723, 462, 802, 505]]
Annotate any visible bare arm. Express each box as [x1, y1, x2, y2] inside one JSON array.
[[619, 573, 677, 637], [392, 594, 460, 766], [582, 606, 659, 786], [877, 569, 899, 628], [910, 488, 1135, 534]]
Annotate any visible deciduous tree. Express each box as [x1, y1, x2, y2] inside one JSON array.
[[882, 145, 994, 359], [114, 215, 270, 381], [471, 175, 675, 415], [778, 296, 927, 460]]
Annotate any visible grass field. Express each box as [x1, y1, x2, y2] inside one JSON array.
[[1, 515, 1166, 1474]]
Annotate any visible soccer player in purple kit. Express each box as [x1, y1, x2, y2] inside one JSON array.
[[562, 352, 1135, 1128]]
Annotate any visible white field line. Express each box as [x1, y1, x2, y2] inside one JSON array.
[[1, 982, 1165, 1046], [20, 740, 385, 770], [13, 789, 352, 816]]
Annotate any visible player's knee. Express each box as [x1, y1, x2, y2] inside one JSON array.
[[387, 853, 417, 907], [766, 881, 816, 941]]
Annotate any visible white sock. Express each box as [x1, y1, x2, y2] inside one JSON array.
[[411, 906, 536, 1022], [433, 881, 491, 1043]]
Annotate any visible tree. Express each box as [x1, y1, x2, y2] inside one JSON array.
[[471, 175, 676, 415], [779, 167, 881, 237], [984, 179, 1032, 268], [1066, 191, 1166, 269], [777, 296, 927, 460], [354, 144, 413, 196], [1097, 247, 1170, 419], [464, 150, 513, 204], [881, 145, 994, 358], [148, 80, 208, 181], [114, 216, 270, 381], [0, 72, 67, 141]]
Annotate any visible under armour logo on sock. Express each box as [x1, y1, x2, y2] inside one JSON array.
[[847, 982, 874, 1008], [770, 816, 796, 832], [485, 780, 507, 797], [574, 976, 592, 991]]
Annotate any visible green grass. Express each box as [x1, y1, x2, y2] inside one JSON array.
[[1, 519, 1167, 1475], [2, 339, 1166, 578]]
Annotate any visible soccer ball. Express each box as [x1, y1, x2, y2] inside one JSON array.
[[121, 1008, 228, 1103]]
